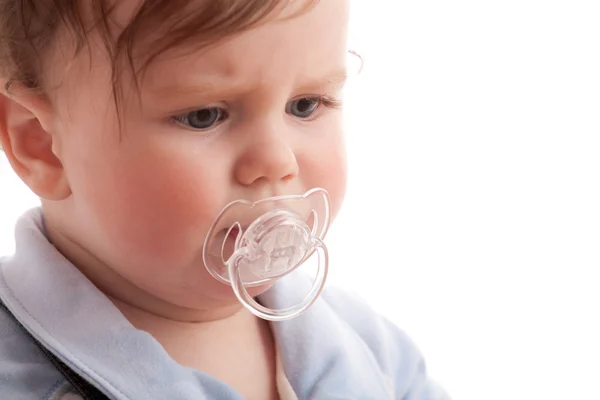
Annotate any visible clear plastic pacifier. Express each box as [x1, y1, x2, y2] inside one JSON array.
[[203, 188, 331, 321]]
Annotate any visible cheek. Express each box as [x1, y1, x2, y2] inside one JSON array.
[[323, 142, 348, 220], [298, 128, 347, 220], [69, 146, 228, 269]]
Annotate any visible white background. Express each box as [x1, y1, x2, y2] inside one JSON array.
[[1, 1, 600, 399]]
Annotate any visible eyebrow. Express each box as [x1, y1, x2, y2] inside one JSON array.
[[312, 69, 349, 87], [148, 69, 349, 100]]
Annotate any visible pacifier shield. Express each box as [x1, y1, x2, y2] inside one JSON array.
[[203, 188, 330, 286], [202, 189, 331, 321]]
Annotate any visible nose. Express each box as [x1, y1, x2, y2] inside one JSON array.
[[234, 136, 299, 186]]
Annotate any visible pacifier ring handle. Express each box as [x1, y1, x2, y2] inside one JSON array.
[[228, 237, 329, 322]]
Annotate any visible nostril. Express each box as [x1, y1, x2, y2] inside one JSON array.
[[282, 173, 294, 182]]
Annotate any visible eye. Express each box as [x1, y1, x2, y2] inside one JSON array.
[[172, 107, 227, 130], [286, 97, 321, 119]]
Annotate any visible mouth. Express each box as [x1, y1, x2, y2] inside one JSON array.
[[225, 224, 242, 242], [217, 224, 244, 261]]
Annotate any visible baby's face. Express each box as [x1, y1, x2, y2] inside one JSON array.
[[43, 0, 349, 314]]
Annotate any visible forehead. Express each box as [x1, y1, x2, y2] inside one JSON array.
[[44, 0, 349, 109], [144, 1, 349, 89]]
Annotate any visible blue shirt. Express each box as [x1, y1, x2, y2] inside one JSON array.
[[0, 208, 449, 399]]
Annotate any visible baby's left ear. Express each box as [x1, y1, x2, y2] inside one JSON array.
[[0, 82, 71, 200]]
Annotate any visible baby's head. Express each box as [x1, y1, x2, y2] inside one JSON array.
[[0, 0, 349, 320]]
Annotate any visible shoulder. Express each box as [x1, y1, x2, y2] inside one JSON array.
[[319, 284, 423, 372], [0, 276, 73, 399], [319, 284, 451, 399]]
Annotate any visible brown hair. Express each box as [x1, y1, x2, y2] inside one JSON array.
[[0, 0, 312, 98]]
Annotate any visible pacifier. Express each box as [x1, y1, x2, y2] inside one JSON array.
[[203, 188, 331, 321]]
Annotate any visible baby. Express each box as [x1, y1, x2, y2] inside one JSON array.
[[0, 0, 449, 399]]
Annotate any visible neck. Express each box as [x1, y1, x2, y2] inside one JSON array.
[[111, 293, 279, 400], [44, 211, 249, 324], [109, 293, 255, 335]]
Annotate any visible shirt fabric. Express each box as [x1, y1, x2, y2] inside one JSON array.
[[0, 208, 449, 399]]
